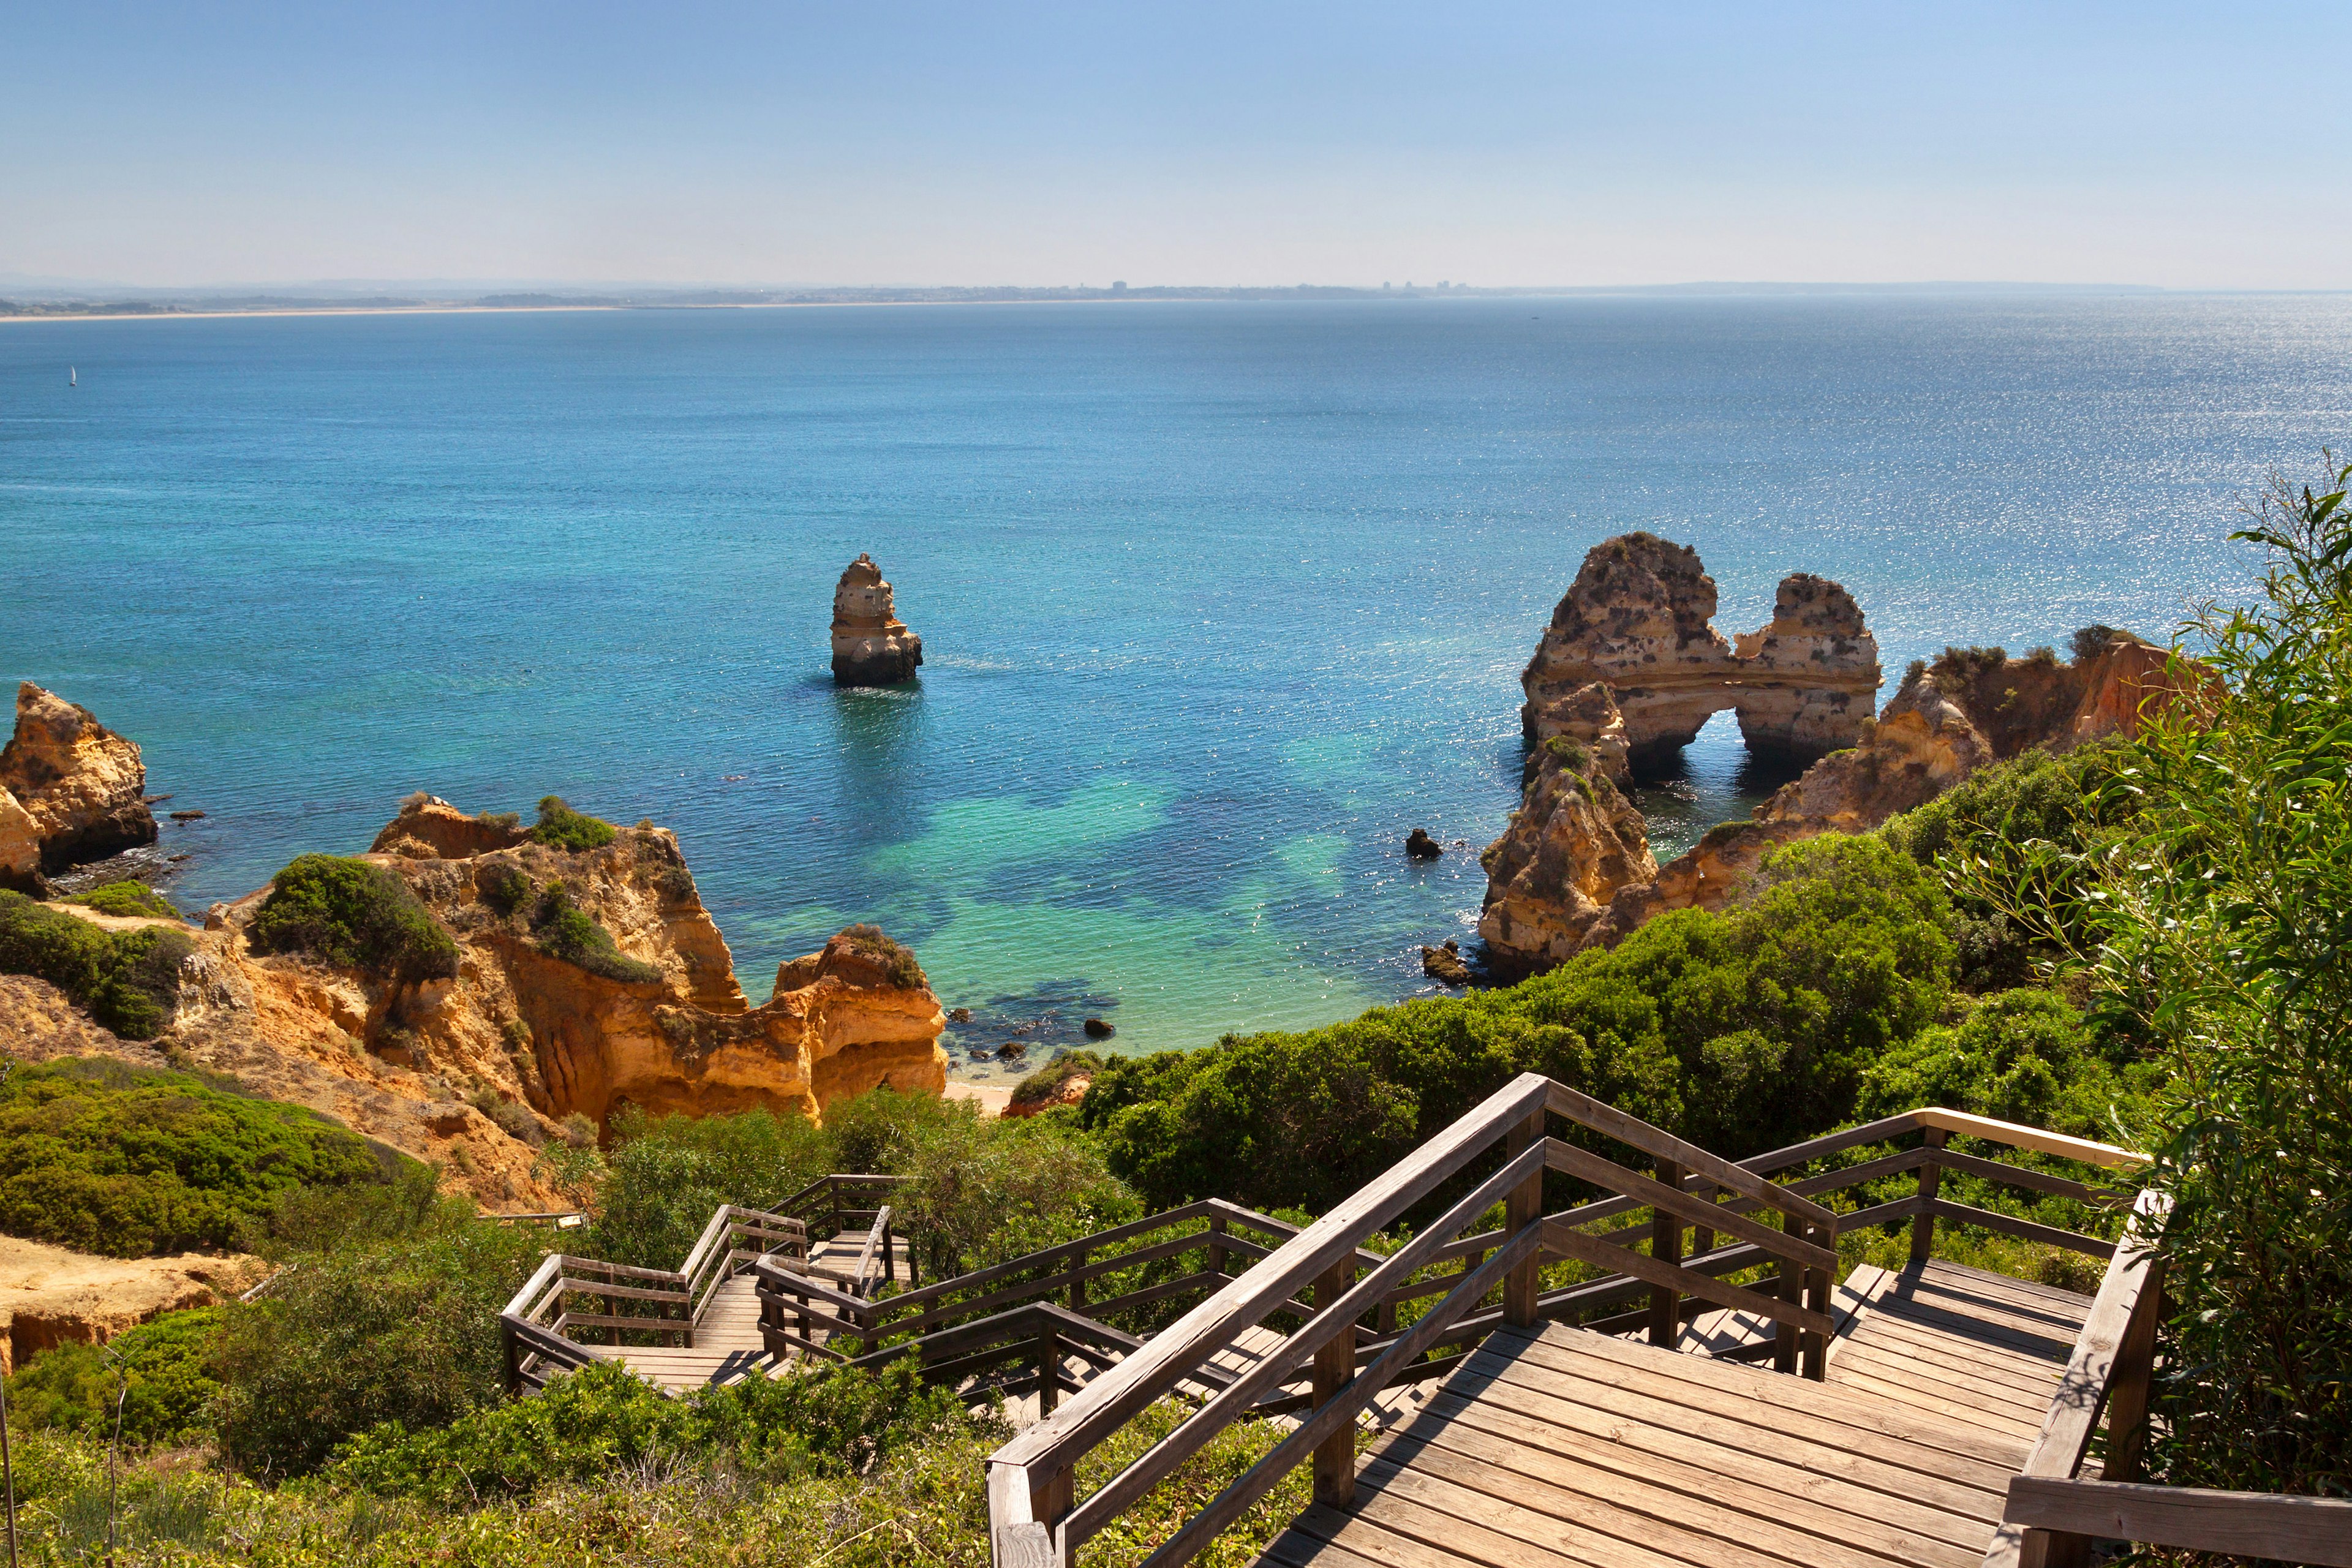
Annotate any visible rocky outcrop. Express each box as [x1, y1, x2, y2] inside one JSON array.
[[1420, 940, 1472, 986], [1518, 535, 1879, 766], [0, 1235, 258, 1374], [1405, 829, 1443, 860], [7, 796, 946, 1208], [369, 793, 530, 860], [1476, 735, 1657, 975], [1483, 615, 2184, 978], [0, 684, 157, 889], [831, 554, 924, 685]]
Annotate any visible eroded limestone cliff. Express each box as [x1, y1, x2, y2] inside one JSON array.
[[4, 793, 946, 1210], [831, 553, 924, 685], [1518, 535, 1879, 766], [0, 684, 157, 892], [1482, 544, 2184, 978]]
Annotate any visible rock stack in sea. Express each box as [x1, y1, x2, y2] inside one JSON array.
[[830, 554, 924, 685], [1517, 533, 1880, 766], [0, 683, 158, 893]]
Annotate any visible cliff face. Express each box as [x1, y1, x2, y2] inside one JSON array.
[[0, 684, 157, 890], [1475, 730, 1657, 974], [1485, 584, 2180, 976], [7, 796, 946, 1210], [831, 554, 924, 685], [1518, 535, 1880, 766]]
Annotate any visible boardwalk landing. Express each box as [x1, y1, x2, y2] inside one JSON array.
[[580, 1234, 910, 1393], [1254, 1259, 2094, 1568]]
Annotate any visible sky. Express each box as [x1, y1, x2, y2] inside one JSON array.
[[6, 2, 2350, 292]]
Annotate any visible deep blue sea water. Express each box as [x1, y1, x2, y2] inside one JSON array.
[[4, 295, 2347, 1074]]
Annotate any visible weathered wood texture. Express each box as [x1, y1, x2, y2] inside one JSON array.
[[1254, 1318, 2040, 1568]]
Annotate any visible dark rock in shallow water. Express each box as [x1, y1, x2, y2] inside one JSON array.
[[947, 1006, 972, 1023], [1405, 828, 1442, 860], [1420, 940, 1471, 986], [997, 1041, 1027, 1060], [1083, 1017, 1115, 1039]]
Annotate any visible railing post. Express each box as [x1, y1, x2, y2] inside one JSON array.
[[1504, 1108, 1546, 1329], [1691, 1177, 1714, 1259], [502, 1321, 521, 1396], [1205, 1215, 1227, 1280], [1035, 1318, 1060, 1418], [1912, 1126, 1947, 1266], [2102, 1274, 2168, 1483], [1312, 1261, 1357, 1507], [2017, 1528, 2093, 1568], [1650, 1157, 1683, 1349], [1803, 1217, 1834, 1380], [1775, 1211, 1800, 1374], [1068, 1242, 1088, 1313]]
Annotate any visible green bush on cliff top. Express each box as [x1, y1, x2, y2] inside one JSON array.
[[60, 879, 181, 921], [0, 1055, 398, 1257], [0, 889, 193, 1038], [248, 854, 459, 982], [530, 795, 617, 853], [529, 883, 662, 984]]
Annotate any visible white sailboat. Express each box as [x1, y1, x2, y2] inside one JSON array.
[[69, 367, 77, 388]]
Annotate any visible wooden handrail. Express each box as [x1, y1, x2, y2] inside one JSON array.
[[986, 1072, 1839, 1568], [2003, 1477, 2352, 1567]]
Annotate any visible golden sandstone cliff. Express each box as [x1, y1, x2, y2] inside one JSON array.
[[0, 683, 157, 893], [1481, 537, 2190, 978], [2, 790, 946, 1210]]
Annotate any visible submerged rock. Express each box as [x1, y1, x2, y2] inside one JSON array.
[[0, 684, 157, 891], [831, 554, 924, 685], [1420, 940, 1472, 986], [1082, 1017, 1115, 1038]]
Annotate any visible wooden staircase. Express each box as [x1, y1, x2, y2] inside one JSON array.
[[1256, 1259, 2095, 1568]]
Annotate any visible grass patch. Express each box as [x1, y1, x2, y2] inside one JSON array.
[[530, 796, 618, 853], [249, 854, 459, 982], [0, 1056, 401, 1257], [0, 889, 194, 1038], [59, 879, 179, 920]]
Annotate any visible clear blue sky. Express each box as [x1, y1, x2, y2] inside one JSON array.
[[6, 2, 2346, 290]]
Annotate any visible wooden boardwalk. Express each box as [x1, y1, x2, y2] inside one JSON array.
[[1254, 1260, 2095, 1568], [582, 1233, 911, 1393]]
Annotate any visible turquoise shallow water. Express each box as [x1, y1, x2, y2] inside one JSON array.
[[3, 295, 2346, 1074]]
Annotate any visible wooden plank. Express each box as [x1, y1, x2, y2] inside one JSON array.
[[1542, 1218, 1835, 1340], [2005, 1476, 2352, 1567], [1915, 1261, 2101, 1316], [1910, 1109, 2143, 1169], [555, 1278, 692, 1306], [1398, 1390, 1987, 1568], [1930, 1200, 2114, 1260], [1341, 1471, 1667, 1568], [1842, 1319, 2071, 1387], [1822, 1362, 2048, 1441], [1283, 1502, 1499, 1568], [997, 1072, 1551, 1477], [1829, 1338, 2060, 1415], [1424, 1378, 2000, 1555], [2017, 1193, 2168, 1484], [1544, 1140, 1838, 1273], [1507, 1327, 2031, 1478], [1474, 1342, 2016, 1523], [1545, 1080, 1838, 1228]]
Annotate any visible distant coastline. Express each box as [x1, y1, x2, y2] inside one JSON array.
[[0, 279, 2188, 325]]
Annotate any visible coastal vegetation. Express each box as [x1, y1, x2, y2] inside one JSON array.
[[527, 881, 662, 984], [0, 1056, 396, 1256], [7, 464, 2348, 1560], [529, 794, 617, 853], [247, 853, 459, 981], [58, 878, 181, 921], [0, 891, 192, 1038]]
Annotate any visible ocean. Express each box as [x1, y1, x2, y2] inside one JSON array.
[[4, 294, 2346, 1076]]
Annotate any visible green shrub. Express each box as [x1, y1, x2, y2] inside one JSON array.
[[0, 891, 194, 1038], [475, 861, 532, 918], [247, 855, 458, 982], [529, 796, 617, 852], [1857, 988, 2155, 1141], [59, 880, 179, 921], [211, 1208, 548, 1477], [1009, 1049, 1105, 1116], [1083, 834, 1958, 1212], [326, 1355, 976, 1504], [5, 1306, 220, 1448], [0, 1057, 398, 1257], [469, 1084, 541, 1143], [2055, 460, 2352, 1497], [1542, 735, 1589, 770], [839, 922, 927, 989], [529, 883, 662, 984], [588, 1103, 834, 1269]]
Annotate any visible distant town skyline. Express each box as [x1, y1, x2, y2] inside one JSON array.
[[7, 2, 2346, 292]]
